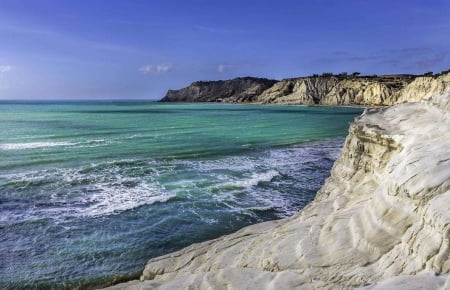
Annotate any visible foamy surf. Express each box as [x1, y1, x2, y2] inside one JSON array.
[[0, 139, 108, 150], [0, 139, 340, 223], [0, 163, 175, 221], [232, 170, 280, 188], [80, 184, 175, 217], [0, 141, 76, 150]]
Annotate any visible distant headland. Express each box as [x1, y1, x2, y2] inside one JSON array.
[[160, 70, 450, 106]]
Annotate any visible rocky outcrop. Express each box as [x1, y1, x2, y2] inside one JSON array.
[[256, 75, 415, 106], [160, 77, 278, 103], [160, 74, 421, 106], [254, 76, 340, 105], [396, 72, 450, 104], [105, 73, 450, 289], [320, 77, 410, 106]]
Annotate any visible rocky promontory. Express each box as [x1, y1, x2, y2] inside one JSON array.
[[160, 77, 278, 103], [106, 72, 450, 289]]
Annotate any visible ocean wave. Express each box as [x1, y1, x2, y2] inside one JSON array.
[[0, 139, 110, 151], [79, 183, 175, 217], [232, 170, 280, 188], [0, 138, 345, 223], [0, 162, 175, 222], [165, 138, 345, 218], [0, 141, 76, 150]]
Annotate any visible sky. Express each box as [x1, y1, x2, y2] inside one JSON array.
[[0, 0, 449, 100]]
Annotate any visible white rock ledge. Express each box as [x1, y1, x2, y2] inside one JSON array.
[[104, 75, 450, 290]]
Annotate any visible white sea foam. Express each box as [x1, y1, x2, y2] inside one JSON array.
[[190, 209, 219, 225], [0, 141, 76, 150], [73, 139, 112, 148], [233, 170, 280, 188], [192, 139, 346, 218], [79, 182, 175, 217], [182, 155, 257, 172], [124, 134, 143, 139], [1, 138, 345, 223], [0, 161, 175, 221], [0, 139, 110, 150]]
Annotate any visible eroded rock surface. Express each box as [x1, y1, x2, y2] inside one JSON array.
[[256, 75, 414, 106]]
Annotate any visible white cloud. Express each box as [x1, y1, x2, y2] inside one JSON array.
[[217, 64, 238, 73], [0, 65, 13, 73], [139, 63, 173, 75]]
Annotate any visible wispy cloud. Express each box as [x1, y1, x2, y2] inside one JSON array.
[[0, 24, 53, 36], [413, 52, 447, 70], [321, 47, 431, 65], [318, 52, 383, 64], [139, 63, 173, 75], [0, 65, 13, 90], [387, 47, 428, 54], [0, 23, 138, 54], [217, 64, 239, 73], [0, 65, 13, 73], [316, 47, 449, 71], [194, 25, 247, 34]]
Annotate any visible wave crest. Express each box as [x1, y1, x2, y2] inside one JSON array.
[[0, 141, 75, 150]]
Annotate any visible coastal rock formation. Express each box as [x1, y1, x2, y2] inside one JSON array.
[[104, 72, 450, 289], [319, 77, 410, 106], [160, 74, 421, 106], [256, 75, 414, 106], [159, 77, 277, 103], [395, 72, 450, 104], [254, 76, 339, 105]]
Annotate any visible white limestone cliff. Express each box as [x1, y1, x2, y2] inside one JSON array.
[[395, 73, 450, 104], [319, 79, 397, 105], [256, 76, 340, 105], [256, 75, 415, 106], [105, 73, 450, 290]]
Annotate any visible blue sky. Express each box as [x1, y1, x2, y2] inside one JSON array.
[[0, 0, 449, 100]]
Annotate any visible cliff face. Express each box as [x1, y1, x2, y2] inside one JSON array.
[[396, 72, 450, 104], [107, 74, 450, 289], [253, 76, 340, 105], [160, 77, 278, 103], [256, 75, 414, 106], [319, 77, 411, 106], [160, 74, 421, 106]]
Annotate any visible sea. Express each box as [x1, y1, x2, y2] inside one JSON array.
[[0, 101, 363, 289]]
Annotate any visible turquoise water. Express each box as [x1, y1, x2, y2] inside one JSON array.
[[0, 101, 363, 289]]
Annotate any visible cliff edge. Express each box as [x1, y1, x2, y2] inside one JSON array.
[[106, 73, 450, 289]]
